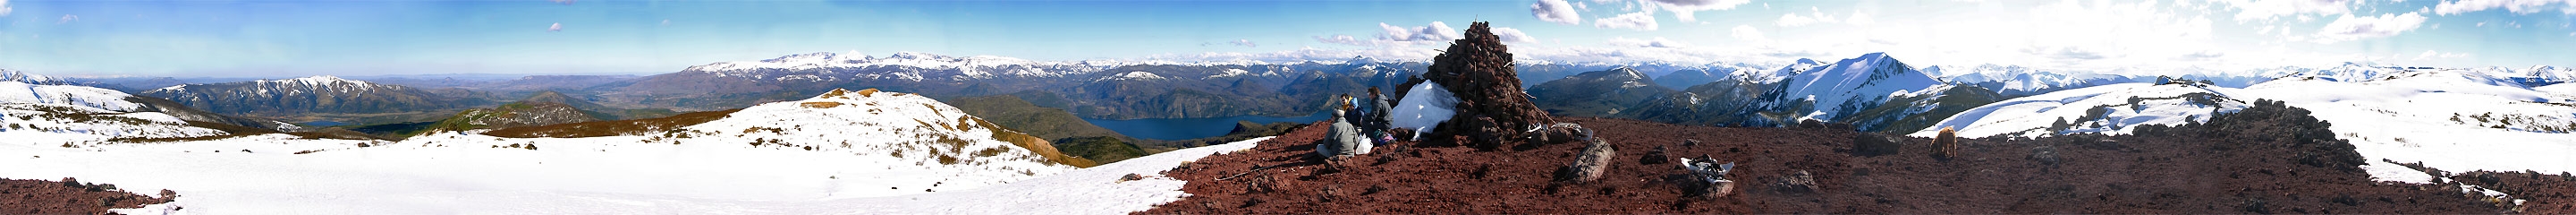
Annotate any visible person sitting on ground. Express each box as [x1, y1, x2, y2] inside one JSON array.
[[1318, 94, 1370, 159]]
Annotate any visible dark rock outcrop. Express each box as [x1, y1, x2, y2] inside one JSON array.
[[1418, 22, 1553, 149]]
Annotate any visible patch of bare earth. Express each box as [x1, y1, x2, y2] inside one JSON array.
[[1, 177, 173, 214], [1143, 101, 2525, 213]]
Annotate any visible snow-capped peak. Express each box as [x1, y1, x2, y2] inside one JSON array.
[[1767, 52, 1944, 120], [0, 69, 69, 85], [276, 75, 366, 85], [1097, 71, 1168, 82], [760, 52, 851, 64], [1206, 68, 1253, 79]]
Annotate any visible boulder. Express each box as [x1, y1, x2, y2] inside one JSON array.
[[1639, 145, 1669, 165], [1773, 170, 1818, 194], [1852, 133, 1902, 156], [1555, 139, 1617, 183]]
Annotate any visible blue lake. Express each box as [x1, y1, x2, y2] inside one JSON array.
[[1084, 111, 1330, 141]]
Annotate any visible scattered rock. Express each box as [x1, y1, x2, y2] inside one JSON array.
[[1529, 123, 1593, 146], [1555, 139, 1618, 183], [1639, 145, 1670, 165], [1773, 170, 1818, 194], [2030, 145, 2061, 166], [1121, 173, 1148, 182]]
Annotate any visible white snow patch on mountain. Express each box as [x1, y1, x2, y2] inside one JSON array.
[[8, 89, 1274, 214], [1, 81, 148, 112], [1770, 53, 1945, 121], [1, 81, 231, 140], [1920, 68, 2576, 184], [1097, 71, 1168, 82], [2234, 69, 2576, 181], [1910, 82, 2248, 138], [1206, 68, 1253, 79]]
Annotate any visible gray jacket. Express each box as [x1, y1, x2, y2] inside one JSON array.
[[1324, 109, 1367, 157]]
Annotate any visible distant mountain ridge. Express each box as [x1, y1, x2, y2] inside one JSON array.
[[1597, 52, 1998, 132], [140, 75, 491, 116]]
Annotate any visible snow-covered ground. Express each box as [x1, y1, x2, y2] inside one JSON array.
[[1917, 68, 2576, 184], [2, 135, 1267, 214], [2, 81, 232, 140], [2236, 70, 2576, 182], [1911, 82, 2248, 138], [4, 88, 1264, 214]]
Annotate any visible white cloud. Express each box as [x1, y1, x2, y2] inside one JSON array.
[[2, 0, 13, 16], [2216, 0, 2355, 22], [1594, 11, 1659, 30], [1606, 37, 1685, 47], [1315, 35, 1370, 46], [549, 22, 563, 31], [1647, 0, 1752, 22], [1491, 27, 1540, 43], [1316, 22, 1462, 47], [2173, 50, 2227, 61], [2412, 50, 2471, 60], [1381, 22, 1460, 42], [2021, 46, 2116, 60], [2432, 0, 2576, 15], [1532, 0, 1583, 25], [1148, 47, 1437, 63], [1729, 25, 1768, 41], [1231, 39, 1258, 47], [1775, 8, 1836, 27], [2309, 13, 2427, 43], [57, 14, 76, 24], [1845, 12, 1876, 25]]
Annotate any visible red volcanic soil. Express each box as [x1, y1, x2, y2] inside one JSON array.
[[1141, 101, 2555, 213], [1, 177, 172, 214]]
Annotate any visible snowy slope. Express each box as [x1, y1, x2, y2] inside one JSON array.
[[2, 69, 80, 85], [1908, 82, 2249, 138], [5, 89, 1269, 214], [1, 81, 231, 140], [1766, 53, 1945, 121], [1919, 68, 2576, 184], [2232, 69, 2576, 180], [4, 133, 1266, 214]]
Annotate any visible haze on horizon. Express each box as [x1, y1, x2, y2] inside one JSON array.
[[0, 0, 2570, 78]]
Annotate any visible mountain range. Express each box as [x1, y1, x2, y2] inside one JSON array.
[[139, 76, 493, 123]]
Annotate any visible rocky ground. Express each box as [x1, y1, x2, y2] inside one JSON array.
[[1141, 100, 2565, 213], [1, 177, 171, 214]]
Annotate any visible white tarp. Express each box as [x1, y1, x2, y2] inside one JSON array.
[[1390, 82, 1459, 139]]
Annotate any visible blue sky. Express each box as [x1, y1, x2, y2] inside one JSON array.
[[0, 0, 2571, 77]]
